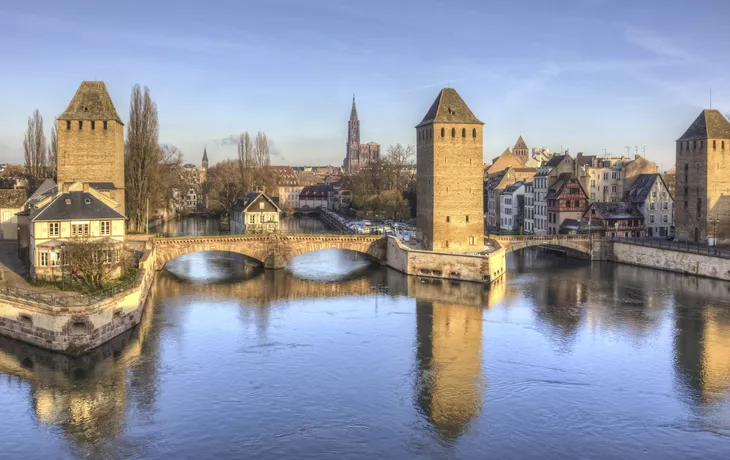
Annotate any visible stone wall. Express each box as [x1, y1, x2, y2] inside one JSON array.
[[0, 248, 156, 354], [386, 237, 505, 283], [611, 242, 730, 281]]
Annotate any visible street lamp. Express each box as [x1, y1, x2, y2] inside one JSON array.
[[709, 216, 720, 247]]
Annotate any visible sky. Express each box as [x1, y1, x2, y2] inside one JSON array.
[[1, 0, 729, 171]]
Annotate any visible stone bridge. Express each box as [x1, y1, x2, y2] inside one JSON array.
[[152, 233, 388, 269], [491, 234, 594, 255]]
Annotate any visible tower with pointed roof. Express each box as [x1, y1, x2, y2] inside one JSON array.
[[202, 147, 209, 170], [344, 95, 380, 171], [416, 88, 484, 251], [57, 81, 125, 214], [513, 136, 529, 164], [675, 109, 730, 244]]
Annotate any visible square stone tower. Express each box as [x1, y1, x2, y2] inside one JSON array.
[[57, 81, 125, 214], [675, 109, 730, 244], [416, 88, 484, 251]]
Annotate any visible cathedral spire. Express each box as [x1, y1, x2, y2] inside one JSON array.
[[202, 147, 209, 169], [350, 94, 358, 120]]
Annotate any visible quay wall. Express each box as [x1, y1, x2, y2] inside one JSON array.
[[610, 242, 730, 281], [386, 236, 506, 283]]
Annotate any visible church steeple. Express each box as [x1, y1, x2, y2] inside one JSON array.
[[202, 147, 209, 170], [350, 94, 358, 120]]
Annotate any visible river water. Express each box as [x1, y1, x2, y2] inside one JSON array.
[[1, 217, 730, 459]]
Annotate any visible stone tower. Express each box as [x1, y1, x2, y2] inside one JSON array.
[[675, 109, 730, 244], [416, 88, 484, 251], [345, 95, 360, 170], [202, 147, 209, 170], [513, 135, 529, 164], [57, 81, 125, 214]]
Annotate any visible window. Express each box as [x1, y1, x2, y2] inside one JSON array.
[[649, 202, 655, 210], [91, 120, 95, 130], [100, 221, 111, 236], [611, 185, 617, 193], [649, 215, 655, 223], [259, 201, 265, 210], [591, 180, 595, 187], [445, 240, 449, 248], [652, 191, 657, 198], [465, 215, 469, 222], [603, 173, 609, 181], [441, 128, 445, 137], [662, 202, 668, 210], [260, 214, 265, 223], [713, 140, 716, 150], [103, 121, 108, 130], [49, 222, 59, 237], [574, 200, 580, 208], [50, 251, 59, 267], [612, 172, 617, 179], [446, 216, 450, 223], [249, 214, 256, 223], [723, 141, 726, 150], [472, 128, 476, 138], [662, 215, 668, 223], [79, 120, 83, 129], [66, 120, 71, 130], [39, 252, 48, 267], [462, 128, 466, 138], [590, 193, 595, 200], [71, 223, 90, 237], [451, 128, 455, 137]]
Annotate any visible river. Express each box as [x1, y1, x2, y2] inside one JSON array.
[[1, 217, 729, 459]]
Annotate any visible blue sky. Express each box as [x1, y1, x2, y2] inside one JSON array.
[[0, 0, 728, 171]]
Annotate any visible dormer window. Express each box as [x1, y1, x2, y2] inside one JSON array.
[[84, 198, 91, 205], [65, 199, 71, 205]]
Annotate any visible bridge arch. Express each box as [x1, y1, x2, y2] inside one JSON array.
[[153, 234, 388, 270], [492, 235, 593, 256]]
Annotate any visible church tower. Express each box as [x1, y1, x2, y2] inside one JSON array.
[[513, 135, 529, 164], [202, 147, 209, 170], [345, 95, 360, 171], [416, 88, 484, 252], [57, 81, 125, 214]]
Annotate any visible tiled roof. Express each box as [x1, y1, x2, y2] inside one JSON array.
[[514, 136, 528, 150], [547, 172, 586, 200], [31, 191, 125, 222], [626, 174, 662, 203], [58, 81, 122, 123], [678, 109, 730, 141], [268, 166, 300, 186], [588, 202, 643, 220], [299, 185, 333, 199], [416, 88, 483, 127]]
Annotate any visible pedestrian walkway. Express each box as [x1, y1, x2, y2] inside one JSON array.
[[0, 241, 82, 300]]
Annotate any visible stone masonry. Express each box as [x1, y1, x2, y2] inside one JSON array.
[[416, 88, 485, 252], [57, 81, 126, 214]]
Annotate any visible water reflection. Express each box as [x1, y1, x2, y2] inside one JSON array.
[[1, 249, 730, 458]]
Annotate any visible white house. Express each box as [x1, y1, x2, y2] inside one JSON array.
[[626, 173, 674, 238], [230, 192, 282, 234], [500, 181, 526, 232]]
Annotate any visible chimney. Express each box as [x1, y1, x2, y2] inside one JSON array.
[[62, 183, 70, 193], [83, 183, 90, 193]]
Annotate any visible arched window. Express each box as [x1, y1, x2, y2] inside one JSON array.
[[462, 128, 466, 138], [441, 127, 445, 137], [451, 128, 455, 137], [472, 128, 476, 138]]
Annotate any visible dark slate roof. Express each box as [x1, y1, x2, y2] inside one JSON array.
[[677, 109, 730, 141], [28, 178, 56, 201], [90, 182, 118, 191], [59, 81, 122, 123], [416, 88, 483, 127], [233, 192, 281, 213], [560, 219, 581, 230], [31, 191, 125, 222], [0, 189, 29, 208], [300, 185, 333, 198], [589, 202, 643, 220], [504, 181, 524, 193], [514, 136, 528, 150], [545, 155, 567, 167], [576, 153, 597, 167], [350, 95, 358, 120], [626, 174, 660, 203]]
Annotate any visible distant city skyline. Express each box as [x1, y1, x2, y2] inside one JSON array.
[[1, 0, 728, 171]]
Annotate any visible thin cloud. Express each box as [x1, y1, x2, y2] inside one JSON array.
[[623, 27, 692, 62]]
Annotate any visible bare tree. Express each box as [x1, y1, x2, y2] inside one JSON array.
[[60, 238, 126, 290], [154, 145, 184, 212], [385, 143, 415, 192], [253, 131, 270, 169], [125, 84, 161, 232], [23, 109, 47, 186], [204, 159, 243, 218], [237, 131, 253, 193], [48, 118, 58, 180]]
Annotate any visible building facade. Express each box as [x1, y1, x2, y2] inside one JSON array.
[[675, 109, 730, 244], [230, 192, 281, 234], [343, 96, 380, 171], [546, 173, 589, 235], [586, 155, 657, 203], [500, 182, 525, 232], [533, 154, 575, 235], [584, 202, 645, 238], [416, 88, 484, 251], [523, 181, 535, 234], [627, 173, 674, 238], [268, 166, 302, 211], [299, 185, 333, 209]]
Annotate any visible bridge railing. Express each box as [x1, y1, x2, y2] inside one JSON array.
[[491, 234, 590, 241], [610, 237, 730, 259]]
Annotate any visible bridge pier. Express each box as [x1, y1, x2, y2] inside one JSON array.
[[264, 253, 286, 270]]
